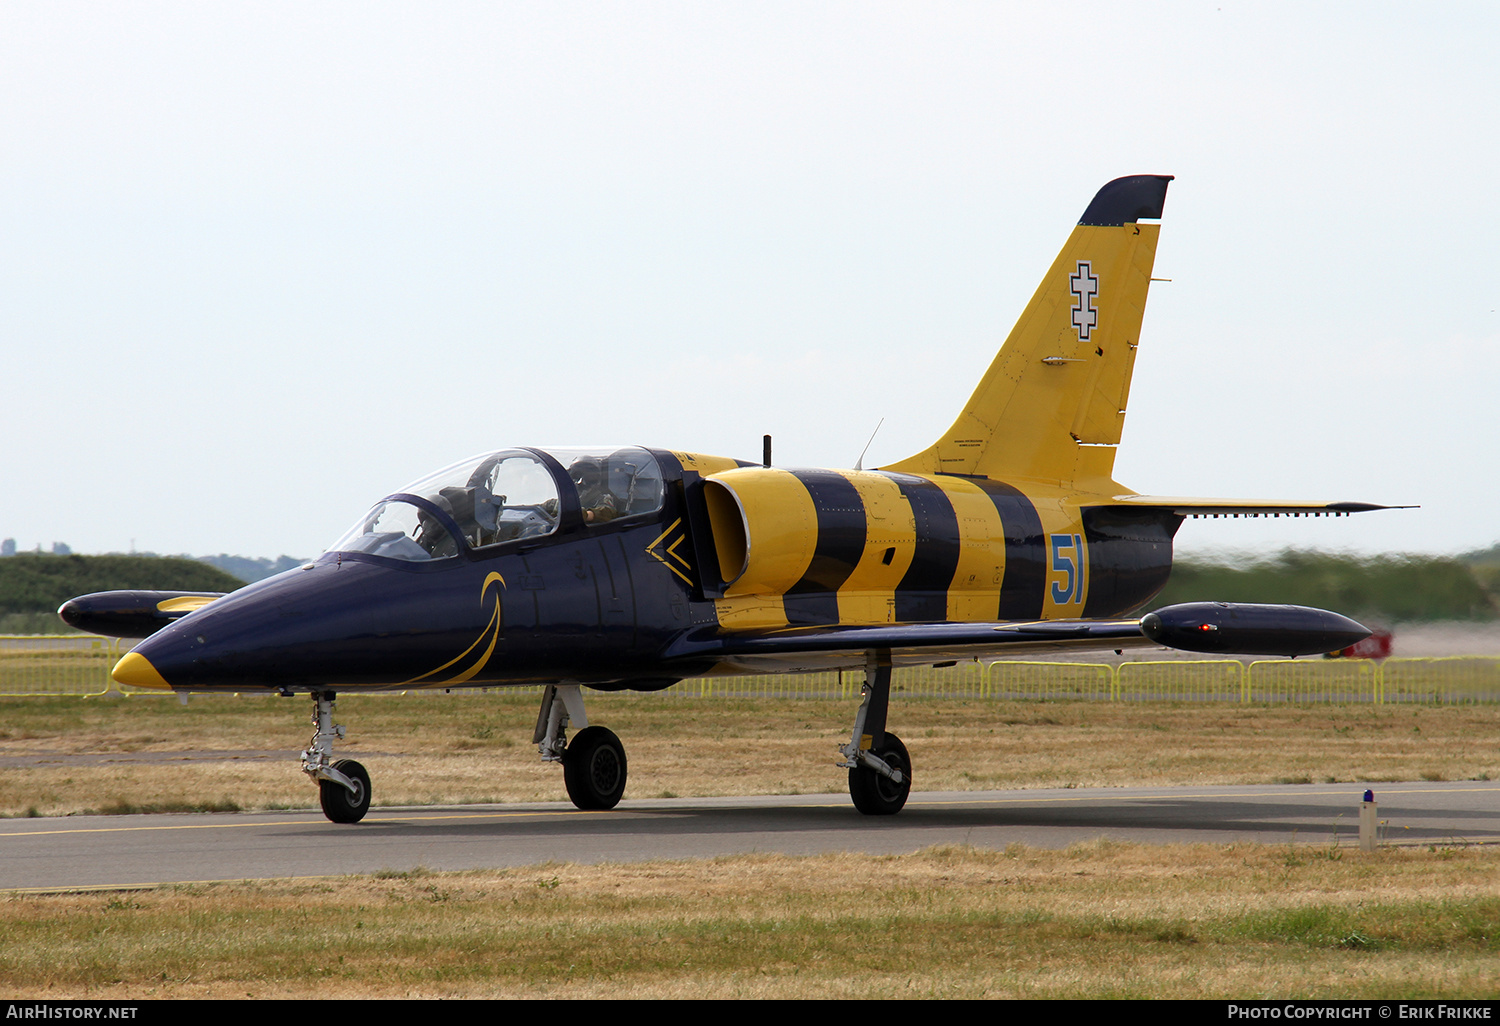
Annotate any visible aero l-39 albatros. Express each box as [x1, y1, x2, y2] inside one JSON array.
[[62, 175, 1394, 823]]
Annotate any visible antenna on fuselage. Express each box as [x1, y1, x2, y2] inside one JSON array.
[[853, 418, 884, 472], [763, 435, 772, 468]]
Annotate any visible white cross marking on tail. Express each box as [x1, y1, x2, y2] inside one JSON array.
[[1070, 261, 1099, 342]]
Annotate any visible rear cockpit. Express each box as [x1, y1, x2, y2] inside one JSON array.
[[327, 446, 666, 563]]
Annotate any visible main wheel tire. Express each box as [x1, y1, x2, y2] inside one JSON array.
[[319, 759, 371, 824], [848, 733, 911, 816], [563, 726, 628, 810]]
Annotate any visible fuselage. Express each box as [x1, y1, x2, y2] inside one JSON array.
[[120, 446, 1180, 693], [67, 175, 1388, 826]]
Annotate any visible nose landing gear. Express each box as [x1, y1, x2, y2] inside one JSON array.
[[301, 690, 371, 823]]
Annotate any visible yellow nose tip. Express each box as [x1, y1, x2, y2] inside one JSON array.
[[112, 651, 172, 690]]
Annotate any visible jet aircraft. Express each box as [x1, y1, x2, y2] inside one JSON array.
[[62, 175, 1391, 823]]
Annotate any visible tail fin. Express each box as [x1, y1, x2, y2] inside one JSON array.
[[885, 175, 1172, 489]]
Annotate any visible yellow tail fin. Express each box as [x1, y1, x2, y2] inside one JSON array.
[[885, 175, 1172, 490]]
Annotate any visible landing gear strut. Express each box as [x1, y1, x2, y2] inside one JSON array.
[[838, 651, 911, 815], [301, 690, 371, 823], [535, 684, 629, 810]]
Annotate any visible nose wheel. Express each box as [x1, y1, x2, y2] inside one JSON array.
[[319, 759, 371, 823]]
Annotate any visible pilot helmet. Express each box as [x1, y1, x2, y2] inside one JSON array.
[[569, 457, 603, 489]]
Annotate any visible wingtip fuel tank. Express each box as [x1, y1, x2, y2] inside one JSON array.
[[58, 590, 227, 639], [1140, 602, 1372, 656]]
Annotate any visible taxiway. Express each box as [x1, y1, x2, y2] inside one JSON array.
[[2, 781, 1495, 891]]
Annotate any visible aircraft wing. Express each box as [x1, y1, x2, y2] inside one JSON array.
[[664, 618, 1156, 674], [1109, 496, 1413, 518], [662, 602, 1371, 676]]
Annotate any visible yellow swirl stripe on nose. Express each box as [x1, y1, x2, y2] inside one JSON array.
[[398, 572, 506, 686]]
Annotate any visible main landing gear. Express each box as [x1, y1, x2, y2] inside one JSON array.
[[295, 668, 902, 822], [838, 652, 912, 815], [302, 690, 372, 823], [535, 684, 628, 810]]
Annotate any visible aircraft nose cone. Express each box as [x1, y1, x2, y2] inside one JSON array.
[[112, 651, 172, 690]]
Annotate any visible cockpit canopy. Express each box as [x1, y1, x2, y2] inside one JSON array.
[[328, 446, 665, 562]]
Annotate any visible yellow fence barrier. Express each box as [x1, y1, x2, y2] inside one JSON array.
[[2, 636, 1497, 704], [985, 661, 1114, 701], [689, 671, 852, 700], [1116, 660, 1245, 702], [1381, 657, 1500, 704], [0, 635, 128, 696], [677, 662, 987, 700], [1248, 659, 1378, 704]]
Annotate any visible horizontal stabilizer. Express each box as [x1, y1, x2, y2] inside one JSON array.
[[1109, 496, 1414, 519]]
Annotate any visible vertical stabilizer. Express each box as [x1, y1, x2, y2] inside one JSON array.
[[885, 175, 1172, 490]]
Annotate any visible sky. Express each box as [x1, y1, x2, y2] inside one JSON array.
[[1, 1, 1496, 561]]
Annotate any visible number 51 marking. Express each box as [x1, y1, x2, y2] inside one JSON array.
[[1050, 533, 1086, 605]]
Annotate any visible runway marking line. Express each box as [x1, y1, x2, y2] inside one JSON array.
[[2, 873, 430, 896], [0, 808, 617, 838], [0, 784, 1493, 839]]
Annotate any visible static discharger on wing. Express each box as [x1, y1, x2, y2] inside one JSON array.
[[61, 175, 1402, 823]]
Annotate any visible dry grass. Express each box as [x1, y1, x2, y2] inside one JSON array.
[[0, 692, 1496, 816], [1, 842, 1496, 999], [3, 694, 1497, 1000]]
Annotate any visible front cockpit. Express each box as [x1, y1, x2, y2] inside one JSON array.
[[327, 446, 667, 564]]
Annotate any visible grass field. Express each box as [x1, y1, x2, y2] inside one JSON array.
[[0, 690, 1497, 816], [1, 691, 1497, 999], [1, 843, 1496, 998]]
